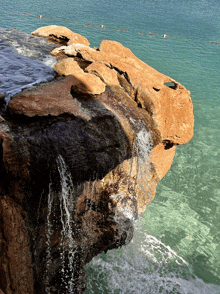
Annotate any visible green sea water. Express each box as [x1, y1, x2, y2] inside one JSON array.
[[0, 0, 220, 292]]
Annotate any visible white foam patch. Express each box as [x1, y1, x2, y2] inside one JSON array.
[[42, 55, 57, 68], [86, 224, 220, 294]]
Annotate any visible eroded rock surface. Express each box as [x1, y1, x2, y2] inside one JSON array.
[[0, 26, 194, 294], [32, 25, 90, 47]]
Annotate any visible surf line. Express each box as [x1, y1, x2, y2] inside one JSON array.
[[4, 9, 220, 44]]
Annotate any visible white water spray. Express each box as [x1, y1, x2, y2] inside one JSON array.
[[86, 223, 220, 294]]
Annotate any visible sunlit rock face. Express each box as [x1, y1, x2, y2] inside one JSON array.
[[0, 26, 194, 294]]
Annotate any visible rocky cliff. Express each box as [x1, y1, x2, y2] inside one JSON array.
[[0, 25, 194, 294]]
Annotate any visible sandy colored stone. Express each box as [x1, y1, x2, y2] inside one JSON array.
[[31, 25, 90, 46], [53, 58, 106, 94], [57, 40, 194, 145], [34, 26, 194, 144], [85, 62, 120, 86], [53, 57, 84, 75]]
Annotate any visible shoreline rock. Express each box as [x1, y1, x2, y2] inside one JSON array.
[[0, 26, 194, 294], [32, 25, 90, 47]]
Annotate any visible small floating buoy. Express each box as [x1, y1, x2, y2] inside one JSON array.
[[39, 15, 43, 18], [163, 34, 167, 38], [100, 25, 105, 29]]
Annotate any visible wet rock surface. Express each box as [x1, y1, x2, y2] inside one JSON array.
[[0, 29, 56, 108], [0, 26, 194, 293]]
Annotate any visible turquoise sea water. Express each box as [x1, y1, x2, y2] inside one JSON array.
[[0, 0, 220, 292]]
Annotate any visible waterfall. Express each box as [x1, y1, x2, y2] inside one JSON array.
[[45, 127, 154, 292], [45, 155, 76, 293], [110, 127, 153, 222], [131, 128, 152, 197], [45, 183, 54, 294], [56, 155, 75, 293]]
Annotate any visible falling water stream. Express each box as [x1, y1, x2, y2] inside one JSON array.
[[44, 126, 154, 293], [45, 155, 77, 293]]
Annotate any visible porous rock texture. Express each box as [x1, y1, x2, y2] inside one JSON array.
[[0, 26, 194, 293]]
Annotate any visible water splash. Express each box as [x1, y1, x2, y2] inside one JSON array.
[[85, 222, 220, 294], [85, 127, 220, 293]]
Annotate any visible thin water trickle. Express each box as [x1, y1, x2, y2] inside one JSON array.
[[132, 128, 152, 196], [56, 155, 76, 293], [45, 183, 54, 294], [45, 155, 77, 293]]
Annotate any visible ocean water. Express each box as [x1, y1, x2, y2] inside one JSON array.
[[0, 0, 220, 293]]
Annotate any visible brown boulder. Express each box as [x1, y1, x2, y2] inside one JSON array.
[[53, 58, 106, 94], [8, 75, 105, 117], [85, 62, 120, 86]]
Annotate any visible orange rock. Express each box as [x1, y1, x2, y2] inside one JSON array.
[[150, 142, 177, 181], [85, 62, 120, 86], [31, 25, 90, 46], [53, 58, 106, 94], [32, 25, 194, 145], [13, 26, 194, 213], [53, 57, 84, 75]]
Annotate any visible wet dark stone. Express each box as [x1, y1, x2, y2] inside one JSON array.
[[0, 94, 5, 108]]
